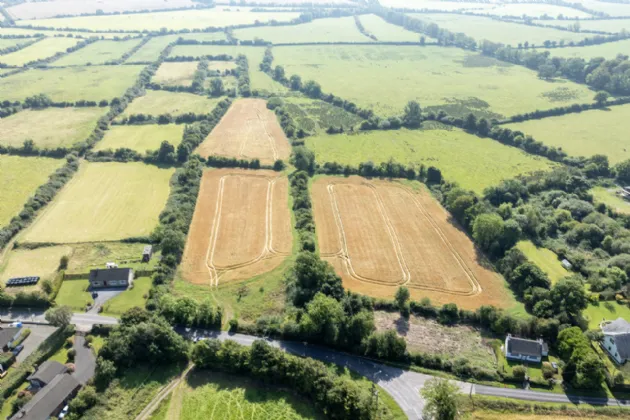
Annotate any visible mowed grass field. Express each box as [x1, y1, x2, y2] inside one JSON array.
[[102, 277, 151, 315], [55, 279, 92, 311], [118, 91, 225, 118], [0, 37, 80, 66], [505, 104, 630, 164], [0, 155, 64, 226], [584, 301, 630, 329], [17, 8, 300, 31], [0, 107, 106, 149], [591, 187, 630, 215], [64, 241, 160, 274], [358, 14, 426, 42], [0, 65, 145, 102], [95, 124, 184, 153], [234, 16, 370, 44], [51, 39, 142, 66], [409, 13, 587, 46], [152, 61, 198, 86], [23, 162, 174, 243], [516, 240, 569, 284], [541, 40, 630, 60], [272, 45, 594, 118], [0, 245, 71, 286], [306, 124, 554, 193], [127, 35, 179, 63]]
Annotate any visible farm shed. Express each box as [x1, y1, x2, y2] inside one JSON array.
[[505, 334, 548, 363], [88, 267, 133, 288], [142, 245, 153, 262], [10, 373, 80, 420]]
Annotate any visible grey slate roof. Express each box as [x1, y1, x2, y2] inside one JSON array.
[[89, 267, 132, 283], [615, 335, 630, 361], [507, 336, 543, 358], [0, 327, 19, 349], [27, 361, 68, 385], [10, 373, 80, 420], [603, 318, 630, 361], [602, 318, 630, 334]]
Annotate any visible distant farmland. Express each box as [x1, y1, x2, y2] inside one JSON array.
[[118, 91, 225, 119], [0, 38, 80, 66], [94, 124, 184, 153], [51, 39, 142, 66]]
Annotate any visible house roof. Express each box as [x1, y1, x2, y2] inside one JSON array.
[[89, 267, 132, 283], [602, 318, 630, 334], [11, 373, 80, 420], [0, 327, 20, 349], [507, 336, 543, 358], [27, 361, 68, 385], [614, 334, 630, 361]]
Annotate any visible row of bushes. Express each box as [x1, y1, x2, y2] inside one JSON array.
[[353, 15, 377, 41], [235, 54, 251, 97], [501, 96, 630, 124], [163, 54, 232, 62], [27, 36, 99, 67], [0, 37, 40, 56], [113, 111, 210, 125]]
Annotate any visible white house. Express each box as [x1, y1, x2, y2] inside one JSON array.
[[505, 334, 548, 363], [601, 318, 630, 364]]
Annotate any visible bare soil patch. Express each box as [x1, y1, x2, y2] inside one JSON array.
[[312, 176, 511, 309], [181, 169, 292, 286], [195, 98, 291, 165]]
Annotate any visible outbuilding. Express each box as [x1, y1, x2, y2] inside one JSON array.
[[142, 245, 153, 263]]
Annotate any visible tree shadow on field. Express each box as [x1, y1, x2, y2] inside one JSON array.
[[444, 214, 496, 271], [394, 315, 410, 336]]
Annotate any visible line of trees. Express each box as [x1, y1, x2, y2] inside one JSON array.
[[0, 36, 41, 56], [353, 15, 377, 41], [235, 54, 251, 97]]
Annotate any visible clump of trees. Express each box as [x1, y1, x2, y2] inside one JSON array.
[[558, 327, 606, 389]]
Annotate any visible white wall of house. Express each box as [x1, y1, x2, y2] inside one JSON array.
[[603, 335, 624, 364]]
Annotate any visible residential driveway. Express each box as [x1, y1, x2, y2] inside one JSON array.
[[73, 335, 96, 384], [14, 325, 57, 363], [87, 287, 126, 314]]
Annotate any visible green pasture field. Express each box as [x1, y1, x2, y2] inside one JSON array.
[[64, 241, 160, 274], [0, 65, 145, 102], [505, 104, 630, 164], [177, 32, 227, 43], [55, 279, 93, 311], [118, 91, 225, 119], [0, 37, 80, 66], [272, 45, 594, 118], [482, 3, 592, 18], [0, 107, 106, 149], [379, 0, 494, 12], [305, 124, 554, 193], [540, 39, 630, 60], [95, 124, 184, 153], [207, 61, 236, 72], [0, 27, 139, 38], [22, 161, 174, 243], [566, 0, 630, 17], [591, 187, 630, 215], [533, 18, 630, 33], [51, 38, 142, 66], [0, 245, 71, 287], [0, 155, 64, 227], [17, 8, 300, 32], [102, 277, 152, 316], [234, 16, 370, 44], [283, 96, 365, 134], [0, 68, 15, 76], [516, 240, 569, 284], [358, 14, 426, 42], [0, 37, 34, 50], [127, 35, 179, 63], [408, 13, 587, 46], [584, 301, 630, 329], [169, 45, 286, 94], [152, 61, 198, 86]]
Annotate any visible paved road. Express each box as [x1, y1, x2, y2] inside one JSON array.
[[0, 309, 118, 327], [73, 335, 96, 384], [13, 324, 57, 363]]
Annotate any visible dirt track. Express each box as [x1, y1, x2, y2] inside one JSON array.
[[195, 98, 291, 165], [312, 176, 511, 309], [181, 169, 292, 286]]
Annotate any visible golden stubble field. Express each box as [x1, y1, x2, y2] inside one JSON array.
[[181, 169, 292, 286], [312, 176, 511, 309]]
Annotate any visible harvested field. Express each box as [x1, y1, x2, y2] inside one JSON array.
[[196, 98, 291, 165], [312, 176, 512, 308], [118, 90, 225, 119], [0, 37, 80, 66], [152, 61, 198, 87], [22, 162, 174, 243], [51, 39, 142, 66], [181, 169, 292, 286]]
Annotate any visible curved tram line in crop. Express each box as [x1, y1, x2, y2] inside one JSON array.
[[323, 180, 482, 296], [204, 173, 290, 287]]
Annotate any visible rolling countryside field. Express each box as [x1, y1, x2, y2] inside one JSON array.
[[0, 37, 81, 66], [534, 18, 630, 33], [358, 14, 427, 42], [273, 45, 594, 118], [152, 61, 199, 87], [540, 39, 630, 59], [51, 38, 142, 66], [118, 91, 225, 118], [94, 124, 184, 153], [127, 35, 179, 63]]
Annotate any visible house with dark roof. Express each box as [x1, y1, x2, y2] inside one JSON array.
[[0, 327, 22, 352], [505, 334, 548, 363], [10, 373, 80, 420], [27, 361, 68, 389], [88, 267, 133, 288], [601, 318, 630, 364]]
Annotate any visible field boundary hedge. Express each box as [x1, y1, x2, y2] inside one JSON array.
[[0, 36, 42, 57]]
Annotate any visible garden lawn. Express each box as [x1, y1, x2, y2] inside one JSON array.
[[591, 187, 630, 215], [118, 91, 225, 118], [0, 107, 106, 149], [272, 45, 594, 118], [0, 37, 80, 66], [95, 124, 184, 153], [516, 241, 569, 284], [55, 280, 93, 311], [0, 246, 71, 287], [234, 16, 370, 44], [306, 125, 554, 193], [127, 35, 179, 63], [51, 39, 142, 66], [152, 61, 198, 86], [102, 277, 151, 316], [409, 13, 587, 46], [0, 65, 145, 102], [18, 8, 300, 31], [359, 14, 426, 42], [541, 39, 630, 60], [64, 241, 160, 274], [22, 162, 174, 243], [584, 301, 630, 329], [0, 155, 64, 226], [505, 104, 630, 164]]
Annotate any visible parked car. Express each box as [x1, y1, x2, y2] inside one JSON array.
[[11, 344, 23, 356], [91, 292, 98, 298], [58, 405, 69, 419]]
